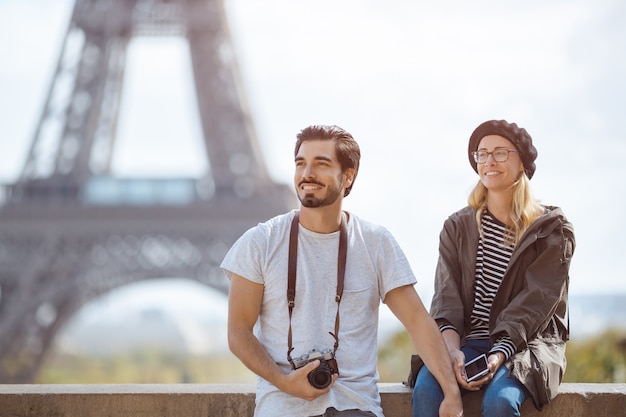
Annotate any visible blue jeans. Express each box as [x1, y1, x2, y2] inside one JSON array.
[[411, 339, 530, 417]]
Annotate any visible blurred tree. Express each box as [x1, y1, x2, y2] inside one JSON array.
[[378, 330, 414, 382], [37, 350, 256, 384], [377, 328, 626, 384], [564, 329, 626, 383], [36, 329, 626, 383]]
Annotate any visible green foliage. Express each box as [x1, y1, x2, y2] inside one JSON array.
[[38, 350, 256, 384], [376, 328, 626, 384], [378, 330, 415, 382], [564, 329, 626, 383], [38, 329, 626, 384]]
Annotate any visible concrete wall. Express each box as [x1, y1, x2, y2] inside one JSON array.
[[1, 383, 624, 417]]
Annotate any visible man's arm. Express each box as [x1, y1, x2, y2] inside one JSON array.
[[227, 273, 335, 401], [385, 285, 463, 417]]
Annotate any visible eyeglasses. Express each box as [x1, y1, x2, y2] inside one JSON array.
[[472, 149, 519, 164]]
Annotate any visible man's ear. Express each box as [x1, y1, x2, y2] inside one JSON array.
[[344, 168, 356, 185]]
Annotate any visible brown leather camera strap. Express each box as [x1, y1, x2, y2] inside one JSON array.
[[286, 211, 347, 368]]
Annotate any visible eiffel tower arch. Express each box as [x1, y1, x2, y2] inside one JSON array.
[[0, 0, 296, 383]]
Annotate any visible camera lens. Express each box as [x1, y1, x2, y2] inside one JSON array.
[[307, 362, 332, 389]]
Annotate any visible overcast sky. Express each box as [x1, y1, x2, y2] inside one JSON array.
[[1, 0, 625, 302]]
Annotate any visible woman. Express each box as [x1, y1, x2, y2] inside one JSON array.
[[412, 120, 575, 417]]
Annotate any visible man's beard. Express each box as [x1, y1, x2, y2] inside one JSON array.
[[298, 176, 344, 208]]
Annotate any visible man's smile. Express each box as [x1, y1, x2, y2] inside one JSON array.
[[299, 181, 324, 190]]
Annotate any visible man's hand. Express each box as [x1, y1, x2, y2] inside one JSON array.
[[439, 354, 464, 417], [439, 396, 464, 417], [278, 360, 337, 401]]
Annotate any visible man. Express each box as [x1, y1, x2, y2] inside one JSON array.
[[222, 125, 462, 417]]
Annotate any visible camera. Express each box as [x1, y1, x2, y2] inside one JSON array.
[[464, 354, 489, 382], [292, 349, 339, 389]]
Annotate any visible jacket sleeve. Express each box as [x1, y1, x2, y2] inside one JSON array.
[[430, 213, 472, 334], [492, 217, 575, 348]]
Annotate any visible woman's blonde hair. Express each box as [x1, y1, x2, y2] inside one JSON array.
[[468, 172, 542, 246]]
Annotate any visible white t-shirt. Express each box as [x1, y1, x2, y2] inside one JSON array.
[[221, 210, 417, 417]]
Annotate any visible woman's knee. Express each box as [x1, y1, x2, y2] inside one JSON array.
[[412, 367, 443, 396], [482, 385, 525, 417]]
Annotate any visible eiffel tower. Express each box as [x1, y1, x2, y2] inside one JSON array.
[[0, 0, 296, 383]]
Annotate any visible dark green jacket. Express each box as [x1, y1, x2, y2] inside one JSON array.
[[430, 205, 575, 409]]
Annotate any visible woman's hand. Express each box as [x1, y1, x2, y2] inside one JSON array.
[[487, 352, 505, 374], [449, 350, 470, 388]]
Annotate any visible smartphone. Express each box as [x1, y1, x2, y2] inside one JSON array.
[[464, 354, 489, 382]]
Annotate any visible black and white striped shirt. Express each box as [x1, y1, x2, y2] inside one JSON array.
[[440, 210, 516, 360]]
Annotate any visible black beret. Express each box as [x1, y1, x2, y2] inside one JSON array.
[[468, 120, 538, 179]]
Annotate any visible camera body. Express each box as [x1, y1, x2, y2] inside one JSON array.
[[292, 349, 339, 389]]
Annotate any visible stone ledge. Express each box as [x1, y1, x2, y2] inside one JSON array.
[[379, 383, 626, 417], [0, 383, 624, 417]]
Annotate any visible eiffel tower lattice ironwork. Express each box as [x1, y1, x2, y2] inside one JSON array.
[[0, 0, 296, 383]]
